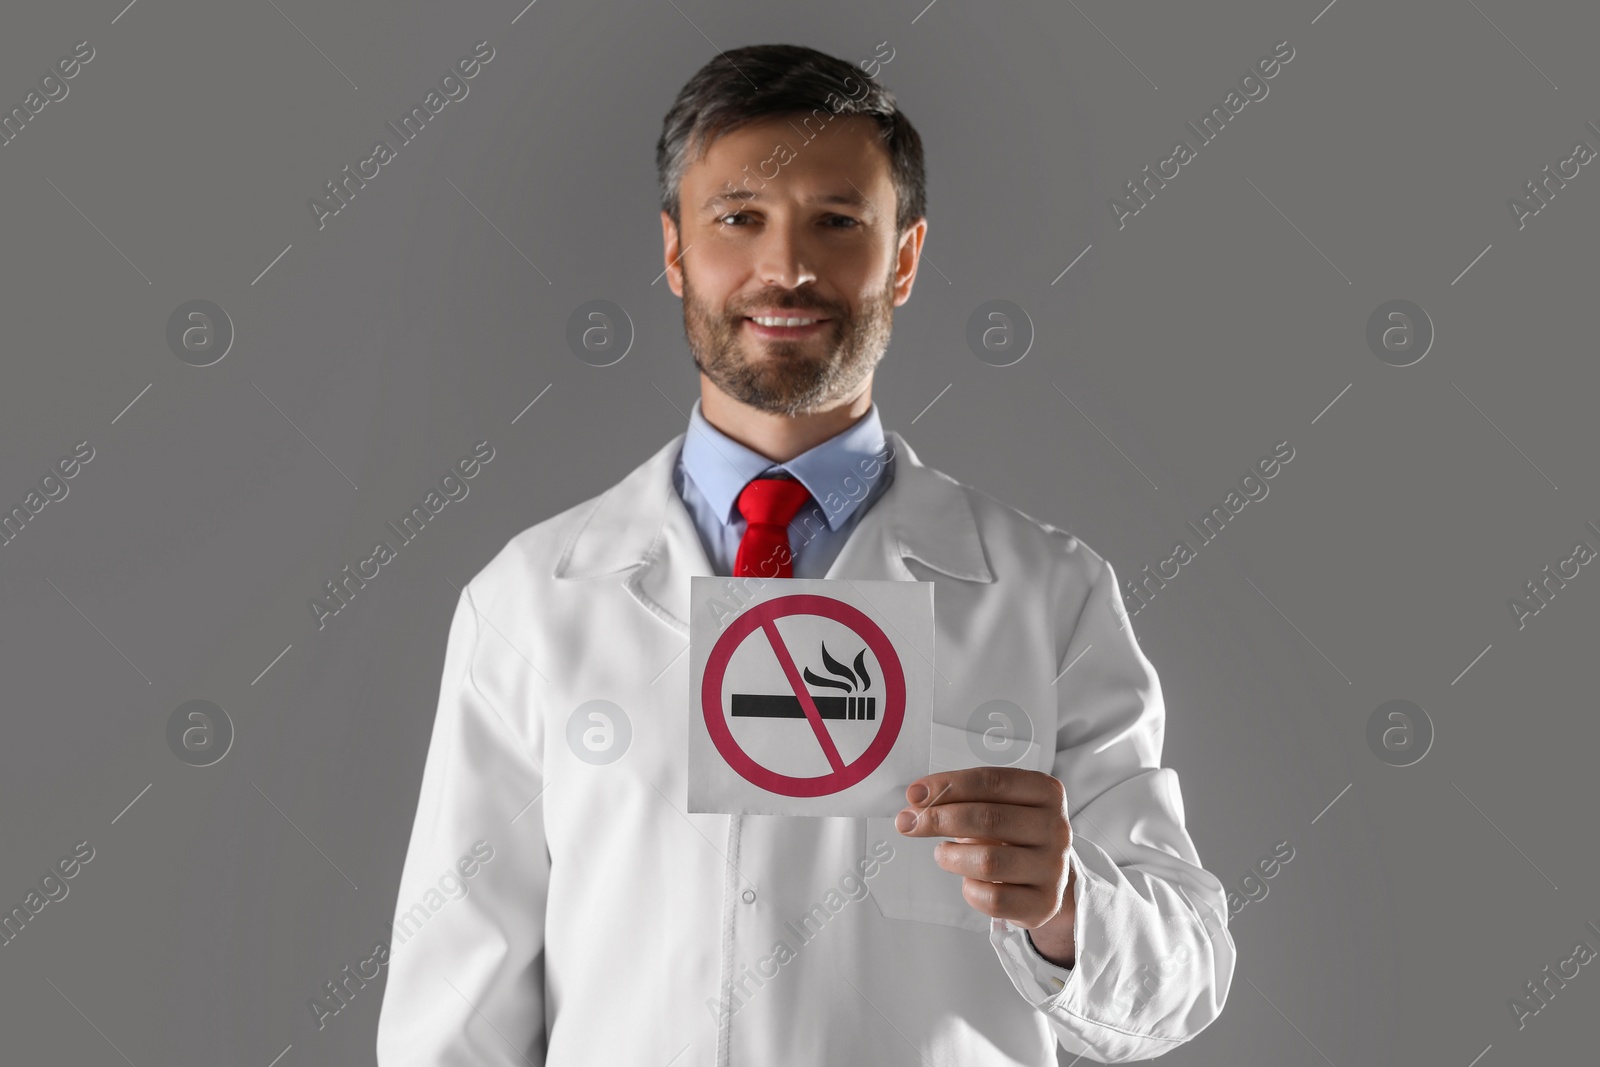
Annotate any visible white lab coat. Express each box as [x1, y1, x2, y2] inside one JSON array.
[[375, 429, 1235, 1065]]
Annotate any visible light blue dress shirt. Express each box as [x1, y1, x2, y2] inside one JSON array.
[[672, 397, 896, 578]]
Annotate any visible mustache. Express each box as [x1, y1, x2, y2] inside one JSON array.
[[730, 295, 844, 318]]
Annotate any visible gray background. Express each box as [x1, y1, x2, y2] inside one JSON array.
[[0, 0, 1593, 1064]]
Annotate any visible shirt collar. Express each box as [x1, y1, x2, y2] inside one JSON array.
[[679, 396, 888, 532]]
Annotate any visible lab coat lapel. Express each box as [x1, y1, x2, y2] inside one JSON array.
[[552, 429, 994, 638]]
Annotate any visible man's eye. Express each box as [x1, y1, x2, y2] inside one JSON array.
[[717, 212, 752, 226], [824, 215, 861, 228]]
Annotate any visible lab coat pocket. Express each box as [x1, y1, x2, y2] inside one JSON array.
[[863, 722, 1046, 933]]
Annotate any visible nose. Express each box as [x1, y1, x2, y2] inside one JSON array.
[[754, 219, 817, 290]]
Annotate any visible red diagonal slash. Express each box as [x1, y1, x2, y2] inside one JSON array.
[[758, 616, 847, 773]]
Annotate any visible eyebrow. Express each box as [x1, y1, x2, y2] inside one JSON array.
[[701, 189, 871, 211]]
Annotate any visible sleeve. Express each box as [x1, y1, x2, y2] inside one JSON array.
[[989, 558, 1236, 1062], [375, 583, 551, 1066]]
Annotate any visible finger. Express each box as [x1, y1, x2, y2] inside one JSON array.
[[906, 766, 1066, 813], [933, 841, 1058, 888], [897, 800, 1065, 847], [959, 878, 1058, 926]]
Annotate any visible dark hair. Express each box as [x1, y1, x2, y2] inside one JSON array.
[[656, 43, 926, 234]]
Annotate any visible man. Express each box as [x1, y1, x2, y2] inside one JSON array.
[[376, 43, 1233, 1065]]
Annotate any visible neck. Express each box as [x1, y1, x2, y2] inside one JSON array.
[[699, 375, 873, 463]]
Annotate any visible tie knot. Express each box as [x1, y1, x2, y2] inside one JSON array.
[[737, 475, 812, 529]]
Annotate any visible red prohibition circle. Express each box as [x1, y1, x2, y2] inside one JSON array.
[[701, 594, 906, 797]]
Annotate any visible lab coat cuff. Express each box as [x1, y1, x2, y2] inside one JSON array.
[[989, 846, 1085, 1010]]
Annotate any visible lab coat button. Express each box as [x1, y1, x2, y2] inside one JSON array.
[[741, 889, 756, 903]]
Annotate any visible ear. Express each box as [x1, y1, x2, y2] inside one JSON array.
[[661, 211, 685, 297], [892, 217, 928, 307]]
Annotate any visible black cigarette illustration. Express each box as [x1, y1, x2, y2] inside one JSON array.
[[732, 640, 876, 720], [731, 693, 877, 720]]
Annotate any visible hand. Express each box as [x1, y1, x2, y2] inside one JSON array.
[[895, 767, 1077, 966]]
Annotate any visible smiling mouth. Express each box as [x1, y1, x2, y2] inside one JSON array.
[[742, 315, 832, 338]]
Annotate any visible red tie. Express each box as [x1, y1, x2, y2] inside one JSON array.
[[734, 475, 813, 578]]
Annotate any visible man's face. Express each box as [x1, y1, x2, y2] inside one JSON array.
[[662, 114, 925, 417]]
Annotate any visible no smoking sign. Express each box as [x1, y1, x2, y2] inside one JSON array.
[[688, 577, 935, 817]]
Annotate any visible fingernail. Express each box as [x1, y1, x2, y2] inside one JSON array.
[[908, 783, 928, 804], [895, 809, 915, 833]]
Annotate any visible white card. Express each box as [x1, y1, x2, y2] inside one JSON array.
[[687, 576, 934, 817]]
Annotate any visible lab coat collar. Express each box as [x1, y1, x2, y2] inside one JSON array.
[[552, 429, 994, 636]]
